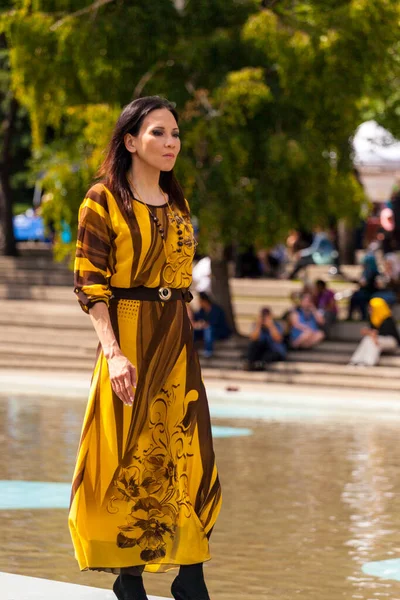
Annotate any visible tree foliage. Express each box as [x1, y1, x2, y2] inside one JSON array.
[[1, 0, 400, 257], [0, 18, 31, 254]]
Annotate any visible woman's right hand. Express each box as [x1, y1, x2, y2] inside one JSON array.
[[107, 353, 137, 406]]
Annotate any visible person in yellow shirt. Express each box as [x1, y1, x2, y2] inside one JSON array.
[[349, 298, 400, 366]]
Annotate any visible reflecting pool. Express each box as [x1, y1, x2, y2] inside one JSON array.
[[1, 388, 400, 600]]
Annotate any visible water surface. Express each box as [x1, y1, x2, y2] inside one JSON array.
[[1, 391, 400, 599]]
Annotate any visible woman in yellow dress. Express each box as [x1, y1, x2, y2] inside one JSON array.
[[68, 96, 222, 600]]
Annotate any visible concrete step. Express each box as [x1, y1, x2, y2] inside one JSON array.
[[310, 340, 355, 352], [288, 350, 400, 367], [4, 332, 400, 369], [0, 313, 90, 330], [0, 265, 69, 276], [0, 571, 166, 600], [2, 355, 399, 390], [0, 279, 357, 301], [200, 352, 400, 371], [236, 318, 367, 338], [0, 322, 365, 359], [230, 278, 357, 296], [2, 345, 399, 388], [329, 321, 374, 342], [0, 284, 304, 306], [200, 351, 400, 370], [0, 354, 95, 371], [231, 295, 350, 309], [2, 288, 397, 337], [2, 326, 388, 362], [214, 340, 361, 356], [0, 299, 390, 341], [0, 298, 396, 350], [16, 241, 54, 256], [0, 255, 68, 270], [0, 271, 72, 286], [0, 341, 96, 360], [216, 339, 359, 353], [268, 360, 400, 379], [0, 285, 353, 322], [0, 326, 356, 357], [237, 307, 399, 325], [201, 366, 400, 391], [0, 300, 90, 329], [1, 324, 98, 348], [220, 339, 396, 356], [230, 303, 349, 321], [0, 283, 74, 300]]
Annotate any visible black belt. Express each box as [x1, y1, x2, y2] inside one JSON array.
[[110, 285, 193, 303]]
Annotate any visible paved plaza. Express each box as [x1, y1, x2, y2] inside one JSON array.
[[2, 371, 400, 599], [0, 572, 166, 599]]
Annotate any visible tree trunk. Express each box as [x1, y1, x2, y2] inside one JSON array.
[[0, 95, 18, 256], [210, 245, 237, 335], [337, 219, 356, 265]]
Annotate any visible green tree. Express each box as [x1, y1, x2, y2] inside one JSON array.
[[2, 0, 400, 327], [0, 26, 32, 256], [1, 0, 186, 255], [174, 1, 400, 321]]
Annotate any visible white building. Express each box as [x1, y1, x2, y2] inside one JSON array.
[[353, 120, 400, 203]]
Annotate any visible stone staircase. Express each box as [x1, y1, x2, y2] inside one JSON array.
[[0, 255, 359, 321], [0, 254, 72, 297], [201, 337, 400, 391], [1, 254, 400, 391]]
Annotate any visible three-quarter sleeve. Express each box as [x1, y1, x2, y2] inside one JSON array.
[[74, 184, 113, 313]]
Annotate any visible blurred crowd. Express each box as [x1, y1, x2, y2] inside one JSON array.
[[189, 273, 400, 371], [188, 279, 336, 365], [190, 182, 400, 368], [244, 281, 335, 371], [347, 244, 400, 320]]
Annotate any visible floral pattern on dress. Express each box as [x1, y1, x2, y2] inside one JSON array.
[[162, 213, 196, 289], [108, 385, 200, 562]]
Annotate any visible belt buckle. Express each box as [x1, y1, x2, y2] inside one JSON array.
[[158, 287, 172, 301]]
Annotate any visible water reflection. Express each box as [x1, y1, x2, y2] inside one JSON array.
[[1, 393, 400, 599]]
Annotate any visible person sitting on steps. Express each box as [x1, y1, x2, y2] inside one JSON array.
[[289, 292, 325, 349], [349, 298, 400, 366], [193, 292, 232, 358], [245, 307, 287, 371], [313, 279, 338, 337], [347, 252, 380, 321]]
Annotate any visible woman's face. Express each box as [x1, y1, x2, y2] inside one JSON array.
[[125, 108, 181, 172]]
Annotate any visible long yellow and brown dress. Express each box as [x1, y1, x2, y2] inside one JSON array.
[[68, 183, 221, 573]]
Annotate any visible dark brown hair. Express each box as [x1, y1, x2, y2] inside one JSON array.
[[199, 292, 212, 304], [98, 96, 187, 216]]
